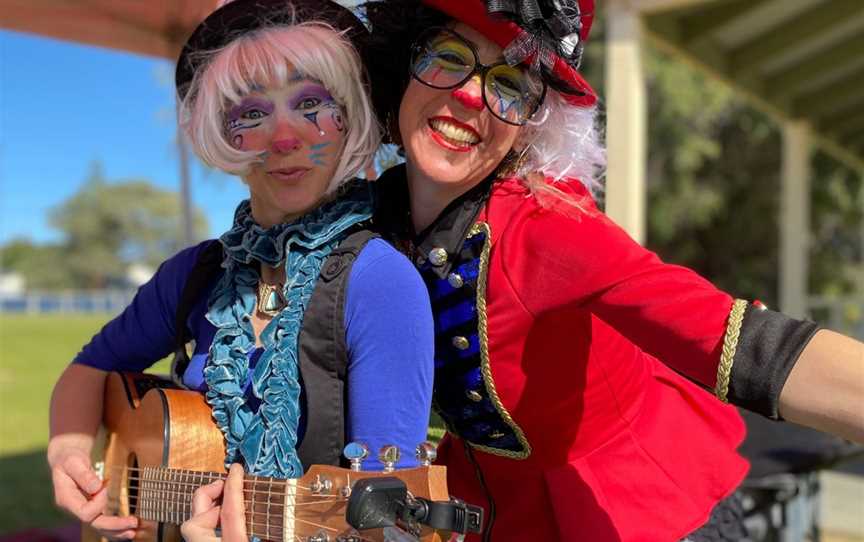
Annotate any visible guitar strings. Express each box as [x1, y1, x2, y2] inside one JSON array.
[[106, 490, 370, 538], [108, 466, 361, 503], [107, 483, 347, 502], [109, 466, 311, 491], [108, 466, 421, 502], [111, 476, 321, 494], [104, 485, 381, 542], [101, 466, 404, 541], [109, 493, 346, 507], [103, 502, 351, 537]]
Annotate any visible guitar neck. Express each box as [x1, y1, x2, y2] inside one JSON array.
[[134, 466, 289, 541], [98, 373, 449, 542]]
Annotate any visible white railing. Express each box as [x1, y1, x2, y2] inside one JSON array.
[[808, 296, 864, 340], [0, 290, 137, 315], [2, 291, 862, 340]]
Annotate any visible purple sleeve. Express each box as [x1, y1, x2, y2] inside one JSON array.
[[344, 238, 435, 470], [72, 241, 214, 372]]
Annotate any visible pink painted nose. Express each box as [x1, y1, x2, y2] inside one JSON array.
[[451, 87, 484, 111], [271, 137, 301, 154]]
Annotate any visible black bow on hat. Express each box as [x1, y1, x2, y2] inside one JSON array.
[[485, 0, 586, 75]]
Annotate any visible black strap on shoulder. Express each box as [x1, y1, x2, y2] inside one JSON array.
[[297, 227, 379, 469], [170, 240, 224, 387]]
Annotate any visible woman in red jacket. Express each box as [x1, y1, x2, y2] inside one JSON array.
[[185, 0, 864, 540], [360, 0, 864, 540]]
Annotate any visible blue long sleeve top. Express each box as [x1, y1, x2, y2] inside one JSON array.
[[73, 238, 435, 470]]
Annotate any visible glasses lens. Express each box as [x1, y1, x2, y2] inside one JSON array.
[[411, 31, 476, 89], [484, 64, 544, 125]]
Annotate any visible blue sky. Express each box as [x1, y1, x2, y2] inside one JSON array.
[[0, 30, 248, 245]]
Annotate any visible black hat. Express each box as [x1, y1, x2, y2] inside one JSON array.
[[175, 0, 369, 100]]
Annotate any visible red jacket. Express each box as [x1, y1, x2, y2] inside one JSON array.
[[427, 178, 748, 541]]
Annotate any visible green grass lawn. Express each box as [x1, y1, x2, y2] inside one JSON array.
[[0, 314, 112, 533], [0, 314, 173, 534], [0, 313, 445, 534]]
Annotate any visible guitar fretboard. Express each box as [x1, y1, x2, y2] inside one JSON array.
[[132, 466, 291, 540]]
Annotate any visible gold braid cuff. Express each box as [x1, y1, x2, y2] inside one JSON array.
[[715, 299, 748, 403]]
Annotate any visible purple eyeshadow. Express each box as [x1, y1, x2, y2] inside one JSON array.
[[288, 84, 335, 109], [226, 97, 274, 122]]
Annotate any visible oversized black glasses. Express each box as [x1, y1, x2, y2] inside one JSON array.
[[409, 27, 546, 126]]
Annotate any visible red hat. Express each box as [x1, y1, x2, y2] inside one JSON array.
[[422, 0, 596, 106]]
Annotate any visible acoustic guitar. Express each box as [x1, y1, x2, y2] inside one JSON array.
[[83, 372, 451, 542]]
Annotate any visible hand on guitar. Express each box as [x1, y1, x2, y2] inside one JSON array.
[[48, 444, 138, 540], [181, 463, 249, 542]]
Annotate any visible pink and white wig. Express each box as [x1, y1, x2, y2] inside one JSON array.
[[179, 20, 380, 194]]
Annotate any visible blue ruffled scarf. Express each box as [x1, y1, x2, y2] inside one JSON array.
[[204, 181, 373, 478]]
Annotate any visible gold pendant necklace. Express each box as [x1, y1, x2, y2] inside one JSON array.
[[257, 281, 287, 317]]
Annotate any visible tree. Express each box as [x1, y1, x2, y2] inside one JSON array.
[[0, 239, 69, 290], [579, 20, 862, 310], [39, 162, 209, 289], [639, 51, 861, 307]]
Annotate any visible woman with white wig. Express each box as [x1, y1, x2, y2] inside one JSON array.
[[47, 1, 434, 539]]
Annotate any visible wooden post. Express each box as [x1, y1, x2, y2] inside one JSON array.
[[605, 0, 647, 244], [779, 120, 812, 318]]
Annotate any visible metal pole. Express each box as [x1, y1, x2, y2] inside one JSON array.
[[177, 117, 195, 247]]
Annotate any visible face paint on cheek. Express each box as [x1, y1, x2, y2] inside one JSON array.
[[225, 98, 274, 149], [308, 142, 332, 166], [290, 83, 341, 136], [303, 111, 326, 136], [306, 104, 345, 137]]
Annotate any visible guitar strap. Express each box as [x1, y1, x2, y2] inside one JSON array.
[[170, 239, 223, 387], [170, 228, 378, 470]]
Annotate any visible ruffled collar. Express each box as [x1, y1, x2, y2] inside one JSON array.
[[205, 180, 373, 478]]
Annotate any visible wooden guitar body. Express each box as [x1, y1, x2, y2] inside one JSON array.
[[85, 372, 226, 542], [84, 373, 450, 542]]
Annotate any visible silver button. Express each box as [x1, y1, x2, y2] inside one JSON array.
[[452, 336, 470, 350], [447, 272, 464, 289], [428, 247, 448, 266], [466, 390, 483, 402], [488, 430, 506, 439]]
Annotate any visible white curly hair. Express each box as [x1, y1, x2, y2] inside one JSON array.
[[510, 90, 606, 207]]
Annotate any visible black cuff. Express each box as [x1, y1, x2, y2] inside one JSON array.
[[727, 308, 820, 420]]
